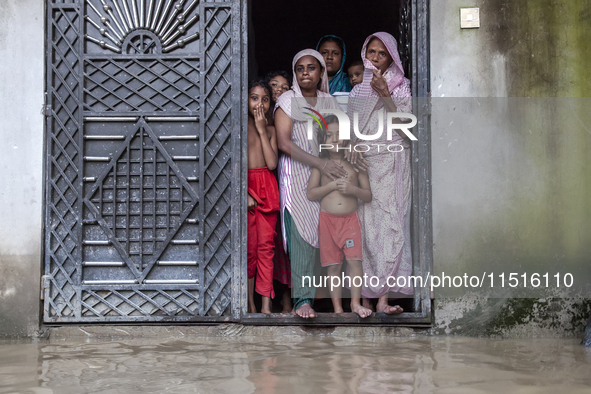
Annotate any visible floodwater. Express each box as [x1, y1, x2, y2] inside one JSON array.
[[1, 336, 590, 393]]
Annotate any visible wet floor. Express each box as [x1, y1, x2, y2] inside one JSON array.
[[1, 336, 590, 393]]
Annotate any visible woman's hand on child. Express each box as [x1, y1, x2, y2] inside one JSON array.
[[344, 144, 370, 172], [353, 156, 370, 172], [321, 159, 348, 180], [254, 104, 267, 133], [247, 194, 258, 211]]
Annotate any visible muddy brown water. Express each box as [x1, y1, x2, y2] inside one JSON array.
[[1, 336, 590, 393]]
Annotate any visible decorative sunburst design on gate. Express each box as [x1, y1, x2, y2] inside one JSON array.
[[85, 0, 200, 53], [83, 121, 198, 279]]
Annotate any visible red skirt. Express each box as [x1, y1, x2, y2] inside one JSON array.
[[247, 167, 280, 298]]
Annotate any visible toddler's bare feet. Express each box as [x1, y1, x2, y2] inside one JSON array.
[[351, 303, 372, 318], [295, 303, 316, 319]]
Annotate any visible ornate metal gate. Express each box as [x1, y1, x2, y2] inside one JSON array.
[[43, 0, 245, 322]]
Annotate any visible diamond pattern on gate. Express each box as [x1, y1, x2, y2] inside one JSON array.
[[46, 6, 82, 318], [81, 289, 200, 317], [202, 6, 233, 316], [84, 58, 200, 112], [84, 122, 198, 275]]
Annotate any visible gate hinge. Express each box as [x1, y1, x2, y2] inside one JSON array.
[[40, 275, 52, 300], [421, 92, 432, 116], [41, 104, 52, 117]]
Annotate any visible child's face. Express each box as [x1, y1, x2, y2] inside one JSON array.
[[318, 41, 342, 77], [295, 56, 322, 91], [324, 122, 345, 153], [248, 86, 270, 117], [348, 64, 364, 88], [268, 75, 289, 102]]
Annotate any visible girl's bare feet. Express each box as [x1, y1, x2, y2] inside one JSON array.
[[261, 296, 272, 314], [295, 303, 316, 319]]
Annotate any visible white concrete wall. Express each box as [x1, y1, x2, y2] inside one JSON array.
[[0, 0, 45, 337], [430, 0, 591, 335]]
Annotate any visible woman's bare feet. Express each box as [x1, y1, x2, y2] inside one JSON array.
[[295, 303, 316, 318], [376, 300, 403, 315], [351, 303, 372, 318], [248, 302, 257, 314]]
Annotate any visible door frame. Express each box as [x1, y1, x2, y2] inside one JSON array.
[[239, 0, 432, 325]]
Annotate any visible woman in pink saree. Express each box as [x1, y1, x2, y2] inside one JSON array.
[[347, 32, 413, 314]]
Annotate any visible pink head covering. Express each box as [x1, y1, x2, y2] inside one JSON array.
[[276, 49, 336, 122], [348, 32, 410, 131]]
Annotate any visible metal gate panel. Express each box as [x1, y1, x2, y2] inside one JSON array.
[[43, 0, 244, 323]]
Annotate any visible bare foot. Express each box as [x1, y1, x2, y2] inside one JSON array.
[[248, 302, 257, 314], [261, 296, 272, 314], [295, 303, 316, 319], [376, 302, 403, 315], [281, 291, 292, 313], [351, 303, 372, 318], [362, 297, 374, 312]]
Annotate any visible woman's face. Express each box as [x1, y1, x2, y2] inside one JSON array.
[[268, 75, 289, 101], [295, 55, 322, 91], [318, 41, 342, 76], [365, 38, 393, 74]]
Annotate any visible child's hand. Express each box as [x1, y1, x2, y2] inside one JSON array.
[[254, 104, 267, 134], [327, 179, 339, 192], [247, 194, 258, 211], [336, 179, 355, 195]]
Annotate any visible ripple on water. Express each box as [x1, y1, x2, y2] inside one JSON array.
[[0, 337, 590, 393]]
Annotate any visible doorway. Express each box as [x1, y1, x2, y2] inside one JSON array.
[[42, 0, 429, 325], [244, 0, 432, 324]]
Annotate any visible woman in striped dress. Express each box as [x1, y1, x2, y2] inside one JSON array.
[[274, 49, 344, 318]]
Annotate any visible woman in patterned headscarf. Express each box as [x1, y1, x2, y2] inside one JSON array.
[[274, 49, 344, 318], [316, 35, 352, 94], [347, 32, 413, 315]]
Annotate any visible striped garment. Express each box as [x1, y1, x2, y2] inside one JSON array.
[[277, 92, 339, 250], [276, 49, 340, 251]]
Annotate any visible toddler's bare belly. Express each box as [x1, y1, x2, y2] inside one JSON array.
[[320, 191, 358, 215]]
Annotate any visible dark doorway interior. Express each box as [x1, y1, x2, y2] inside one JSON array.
[[250, 0, 402, 80], [247, 1, 417, 316]]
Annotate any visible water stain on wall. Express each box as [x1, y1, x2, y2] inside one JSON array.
[[482, 0, 591, 97]]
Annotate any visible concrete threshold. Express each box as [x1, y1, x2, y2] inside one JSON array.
[[47, 324, 428, 341]]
